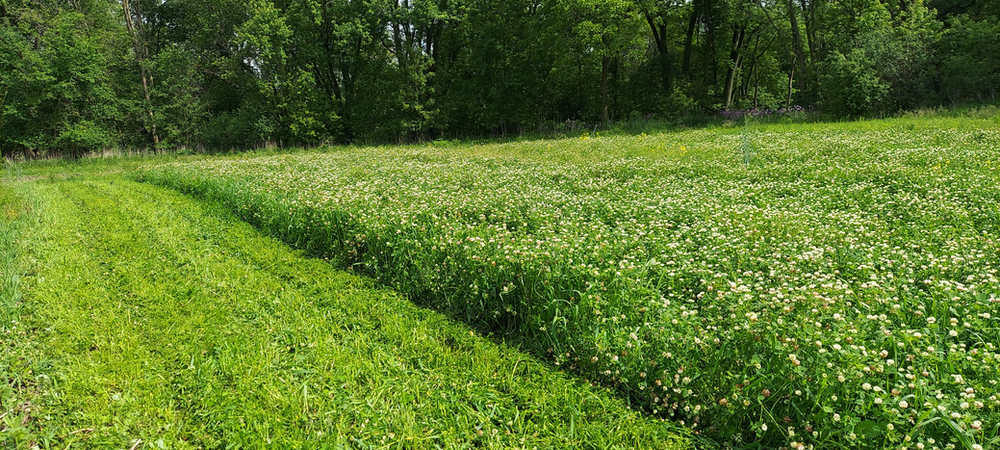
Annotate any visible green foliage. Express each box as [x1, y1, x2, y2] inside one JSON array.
[[1, 0, 998, 154], [821, 26, 936, 118], [939, 16, 1000, 104], [0, 6, 119, 157], [203, 106, 277, 150], [149, 46, 210, 148], [435, 0, 562, 135], [822, 45, 892, 118]]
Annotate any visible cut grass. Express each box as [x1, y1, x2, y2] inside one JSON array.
[[1, 176, 687, 449]]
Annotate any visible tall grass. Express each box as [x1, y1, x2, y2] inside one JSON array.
[[0, 176, 43, 446], [0, 180, 31, 325]]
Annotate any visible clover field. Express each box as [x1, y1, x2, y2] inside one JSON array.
[[136, 115, 1000, 450]]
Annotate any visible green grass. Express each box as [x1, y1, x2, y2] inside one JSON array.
[[0, 176, 687, 449], [0, 184, 29, 313], [0, 179, 41, 448], [134, 112, 1000, 449]]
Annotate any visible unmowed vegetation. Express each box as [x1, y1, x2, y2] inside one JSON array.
[[135, 114, 1000, 450]]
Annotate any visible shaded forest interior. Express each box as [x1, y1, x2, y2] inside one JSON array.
[[1, 0, 998, 156]]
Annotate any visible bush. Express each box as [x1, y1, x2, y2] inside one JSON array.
[[939, 17, 1000, 104]]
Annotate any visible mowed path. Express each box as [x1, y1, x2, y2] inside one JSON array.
[[4, 178, 685, 449]]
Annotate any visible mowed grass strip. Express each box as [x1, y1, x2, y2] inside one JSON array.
[[4, 178, 686, 449]]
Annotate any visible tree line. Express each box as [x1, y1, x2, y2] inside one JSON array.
[[1, 0, 998, 157]]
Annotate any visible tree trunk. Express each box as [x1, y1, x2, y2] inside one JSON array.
[[123, 0, 159, 147], [741, 55, 755, 104], [704, 0, 718, 89], [786, 64, 795, 108], [787, 0, 806, 105], [805, 0, 817, 57], [392, 18, 405, 70], [320, 6, 341, 101], [754, 70, 761, 108], [601, 55, 610, 127], [644, 12, 672, 93], [723, 26, 744, 110], [800, 0, 817, 102], [682, 3, 698, 77]]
